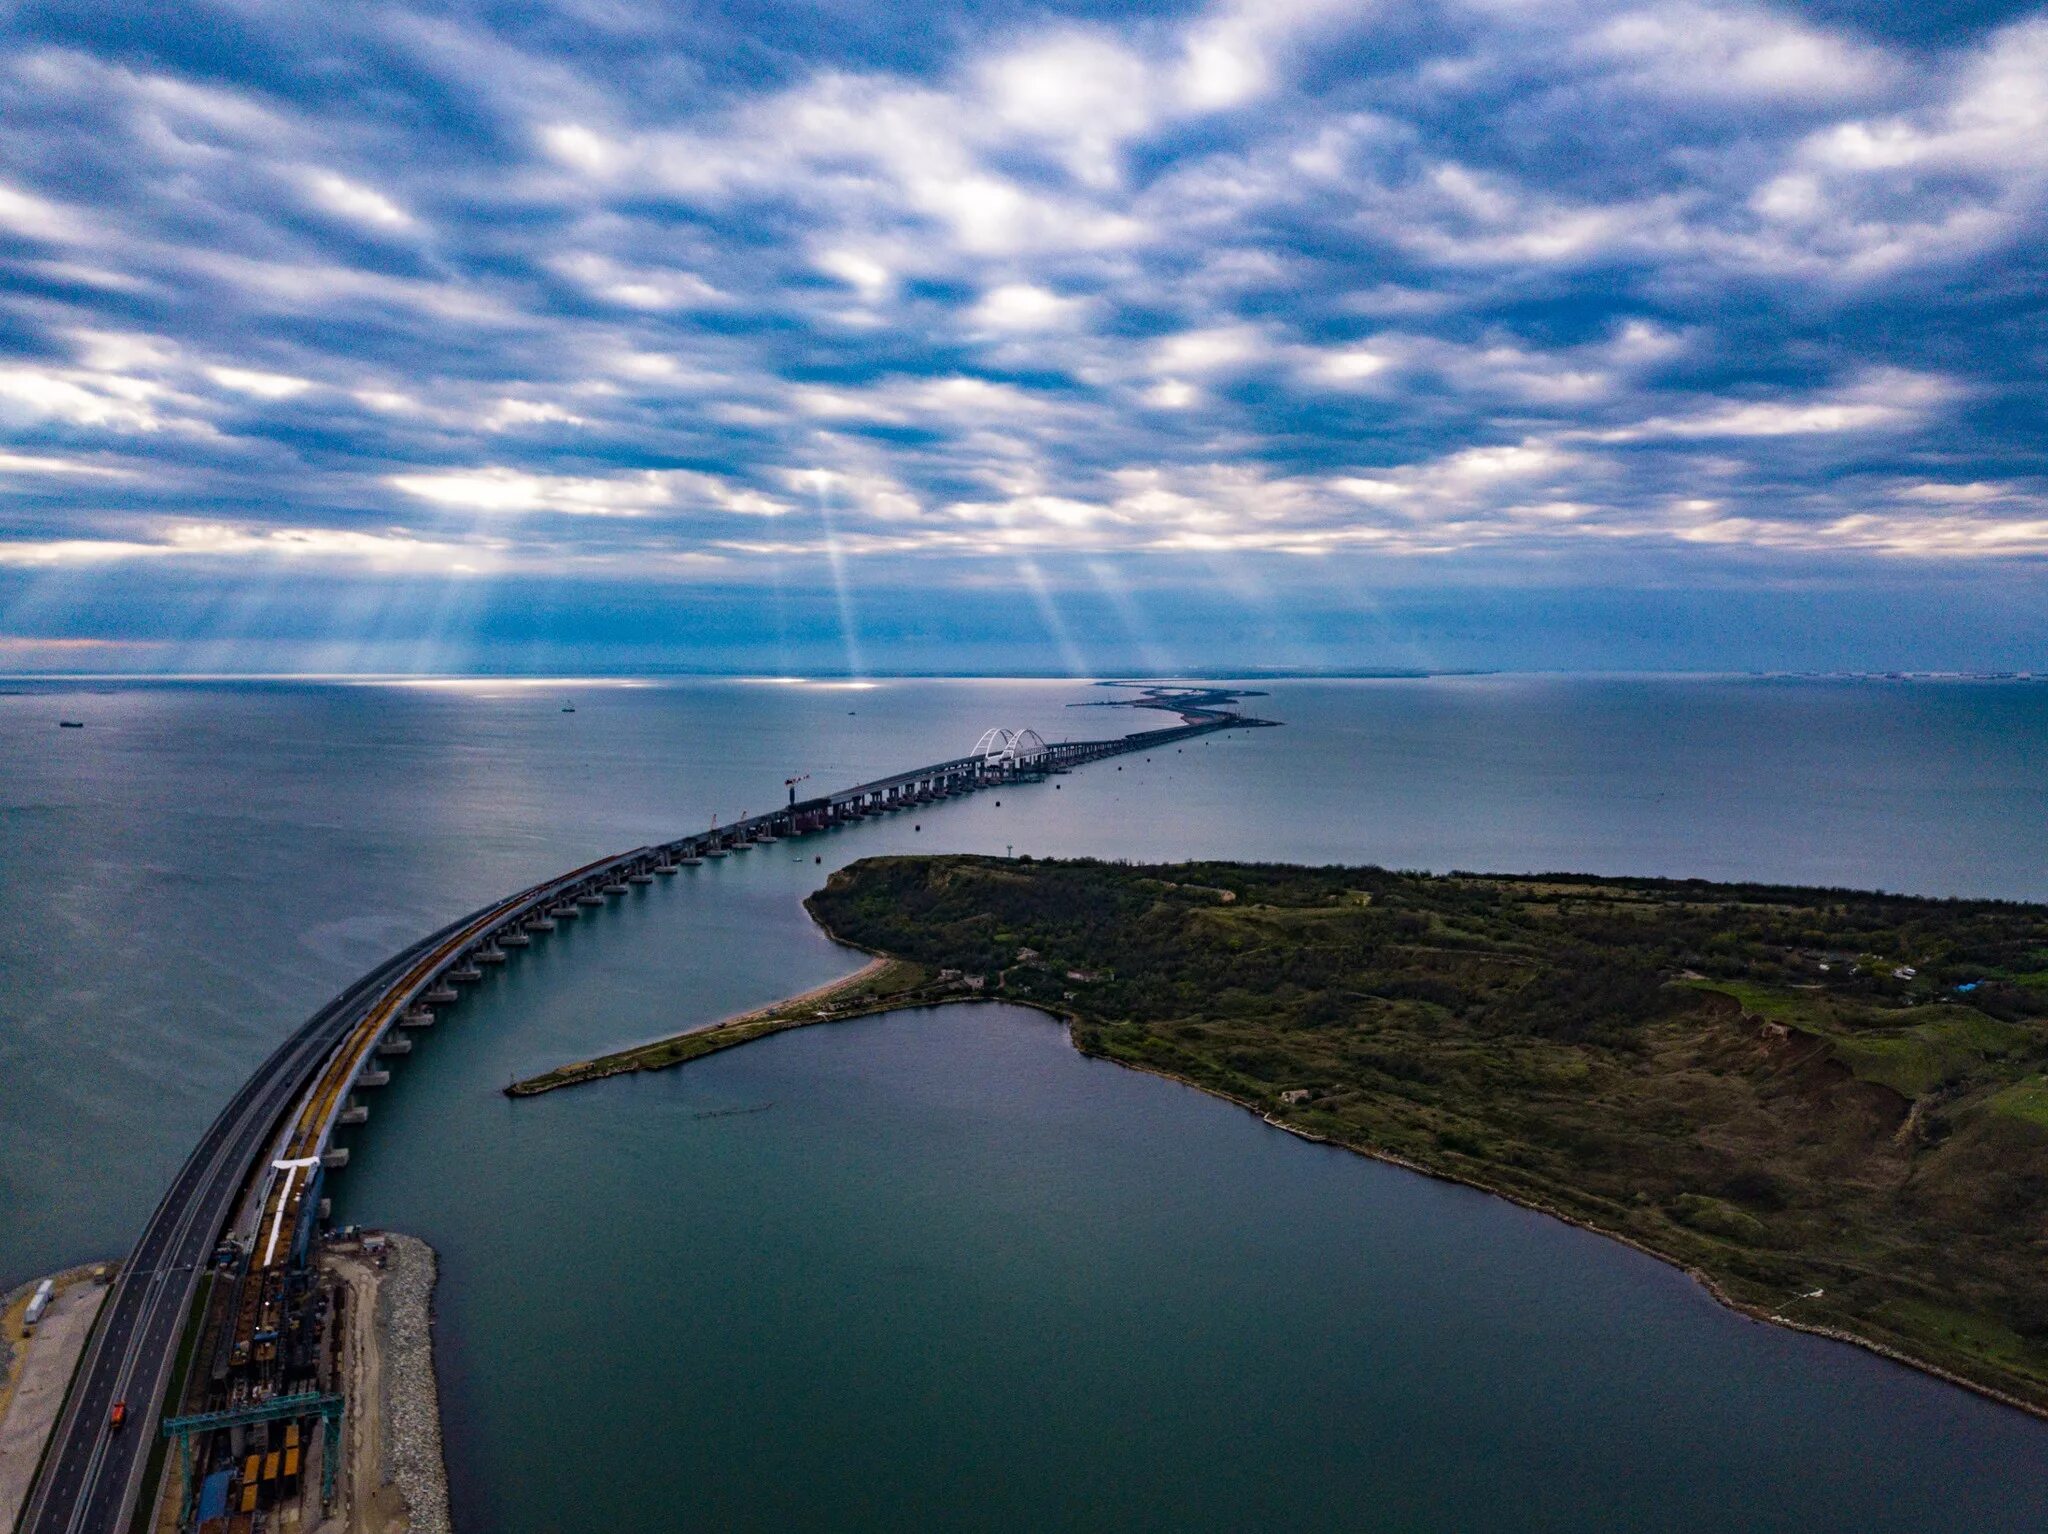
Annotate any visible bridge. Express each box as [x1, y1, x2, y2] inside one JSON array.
[[19, 695, 1269, 1532]]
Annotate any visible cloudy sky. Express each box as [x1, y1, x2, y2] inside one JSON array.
[[0, 0, 2043, 673]]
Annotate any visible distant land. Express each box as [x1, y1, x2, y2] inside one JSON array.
[[3, 669, 2043, 686], [518, 854, 2048, 1415]]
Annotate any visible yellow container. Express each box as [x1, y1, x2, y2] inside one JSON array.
[[264, 1450, 281, 1481]]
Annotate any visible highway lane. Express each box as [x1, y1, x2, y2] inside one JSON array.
[[18, 911, 501, 1534]]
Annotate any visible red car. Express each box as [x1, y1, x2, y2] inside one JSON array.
[[108, 1401, 126, 1429]]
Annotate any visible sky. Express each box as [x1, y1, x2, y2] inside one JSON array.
[[0, 0, 2043, 675]]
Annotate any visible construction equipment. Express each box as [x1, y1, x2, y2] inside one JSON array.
[[785, 773, 810, 805]]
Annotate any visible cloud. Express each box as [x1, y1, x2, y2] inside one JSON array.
[[205, 366, 314, 400], [547, 253, 725, 311], [0, 523, 489, 570], [388, 468, 678, 515], [2, 0, 2046, 647], [1582, 368, 1955, 442], [1587, 4, 1896, 102], [303, 170, 416, 232], [970, 283, 1091, 332]]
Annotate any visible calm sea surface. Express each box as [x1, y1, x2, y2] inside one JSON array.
[[4, 676, 2048, 1529]]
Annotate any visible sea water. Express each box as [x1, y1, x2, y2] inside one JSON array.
[[4, 676, 2047, 1529]]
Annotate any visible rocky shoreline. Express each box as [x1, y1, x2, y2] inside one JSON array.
[[378, 1235, 453, 1534], [320, 1232, 452, 1534]]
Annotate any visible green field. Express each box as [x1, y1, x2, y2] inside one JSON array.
[[790, 855, 2048, 1414]]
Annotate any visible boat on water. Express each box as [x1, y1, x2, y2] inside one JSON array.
[[59, 720, 84, 728]]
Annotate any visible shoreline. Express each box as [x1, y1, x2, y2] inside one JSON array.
[[319, 1233, 451, 1534], [1088, 1036, 2048, 1426], [513, 937, 2048, 1426]]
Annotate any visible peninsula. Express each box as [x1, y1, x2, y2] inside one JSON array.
[[515, 854, 2048, 1416]]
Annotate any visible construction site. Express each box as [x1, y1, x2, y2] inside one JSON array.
[[150, 1226, 446, 1534]]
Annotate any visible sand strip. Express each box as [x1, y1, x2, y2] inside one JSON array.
[[318, 1234, 451, 1534]]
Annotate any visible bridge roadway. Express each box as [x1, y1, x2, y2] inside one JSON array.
[[21, 703, 1265, 1532], [18, 855, 650, 1534]]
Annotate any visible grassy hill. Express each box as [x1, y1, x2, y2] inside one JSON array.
[[806, 854, 2048, 1413]]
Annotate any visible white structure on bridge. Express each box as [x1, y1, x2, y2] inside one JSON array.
[[970, 727, 1050, 768]]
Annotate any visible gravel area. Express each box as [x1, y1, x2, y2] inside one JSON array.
[[378, 1235, 452, 1534]]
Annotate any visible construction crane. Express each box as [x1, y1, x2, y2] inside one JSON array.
[[785, 773, 810, 806]]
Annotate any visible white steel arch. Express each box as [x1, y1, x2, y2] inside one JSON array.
[[971, 726, 1050, 765]]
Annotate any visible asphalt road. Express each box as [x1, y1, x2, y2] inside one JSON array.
[[17, 912, 491, 1534]]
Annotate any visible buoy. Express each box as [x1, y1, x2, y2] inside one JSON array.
[[815, 855, 822, 864]]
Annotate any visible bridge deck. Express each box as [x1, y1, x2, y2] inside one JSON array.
[[22, 700, 1269, 1532]]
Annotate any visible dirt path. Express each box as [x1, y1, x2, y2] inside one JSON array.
[[508, 955, 915, 1095]]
